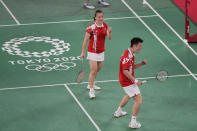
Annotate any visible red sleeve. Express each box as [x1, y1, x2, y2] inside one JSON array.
[[121, 57, 130, 70], [104, 22, 108, 29], [86, 26, 93, 35]]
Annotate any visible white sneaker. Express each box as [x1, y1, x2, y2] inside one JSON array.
[[114, 110, 127, 118], [84, 2, 95, 9], [87, 85, 101, 90], [89, 90, 96, 99], [129, 121, 141, 129], [98, 0, 110, 6]]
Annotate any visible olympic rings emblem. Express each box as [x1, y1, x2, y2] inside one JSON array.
[[25, 62, 76, 72]]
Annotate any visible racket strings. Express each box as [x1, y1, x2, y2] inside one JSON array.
[[76, 58, 84, 83], [76, 71, 84, 83], [156, 71, 168, 81]]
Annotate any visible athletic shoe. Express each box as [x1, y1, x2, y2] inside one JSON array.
[[129, 121, 141, 129], [114, 110, 127, 118], [89, 90, 96, 99], [84, 2, 95, 9], [87, 85, 101, 90], [98, 0, 110, 6]]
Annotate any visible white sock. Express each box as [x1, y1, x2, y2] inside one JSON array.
[[88, 84, 95, 88], [90, 88, 94, 92], [131, 116, 136, 122], [117, 106, 122, 112]]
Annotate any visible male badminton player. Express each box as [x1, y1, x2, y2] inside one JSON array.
[[80, 10, 112, 99], [114, 37, 147, 128]]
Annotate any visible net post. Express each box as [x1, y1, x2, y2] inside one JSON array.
[[183, 39, 188, 43], [185, 0, 190, 41], [185, 0, 197, 43]]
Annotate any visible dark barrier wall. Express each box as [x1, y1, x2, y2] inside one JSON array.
[[173, 0, 197, 24]]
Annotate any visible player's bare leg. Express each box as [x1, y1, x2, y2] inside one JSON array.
[[120, 95, 130, 107], [114, 95, 129, 117], [97, 61, 103, 72], [132, 94, 142, 116], [94, 61, 103, 89], [88, 60, 98, 98], [129, 94, 142, 128], [94, 61, 103, 78], [87, 61, 103, 90]]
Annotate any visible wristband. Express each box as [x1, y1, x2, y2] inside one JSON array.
[[134, 79, 139, 83]]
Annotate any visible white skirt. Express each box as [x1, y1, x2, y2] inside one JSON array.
[[87, 52, 104, 61]]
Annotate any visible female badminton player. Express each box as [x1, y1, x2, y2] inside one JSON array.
[[80, 10, 112, 99]]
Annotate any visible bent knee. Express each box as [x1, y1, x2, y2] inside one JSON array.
[[90, 70, 97, 76], [134, 95, 143, 104]]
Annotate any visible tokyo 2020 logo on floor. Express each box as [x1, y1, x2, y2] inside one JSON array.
[[1, 36, 79, 72]]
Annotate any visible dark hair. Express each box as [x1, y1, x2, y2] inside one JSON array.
[[130, 37, 143, 47], [94, 10, 103, 21]]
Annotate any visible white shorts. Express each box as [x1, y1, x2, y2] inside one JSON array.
[[87, 52, 104, 61], [123, 84, 141, 97]]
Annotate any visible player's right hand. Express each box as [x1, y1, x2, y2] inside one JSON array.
[[136, 80, 143, 85], [80, 52, 85, 58]]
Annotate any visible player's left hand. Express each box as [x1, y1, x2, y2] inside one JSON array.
[[136, 80, 143, 85], [107, 27, 112, 33], [141, 59, 147, 65]]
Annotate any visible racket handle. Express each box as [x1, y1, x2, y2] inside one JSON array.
[[142, 80, 147, 83], [81, 58, 84, 63]]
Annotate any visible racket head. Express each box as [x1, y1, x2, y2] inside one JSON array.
[[156, 70, 168, 82], [76, 71, 84, 83]]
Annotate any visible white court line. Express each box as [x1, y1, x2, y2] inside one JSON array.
[[121, 0, 197, 81], [143, 0, 197, 56], [0, 0, 20, 25], [67, 73, 197, 85], [0, 83, 64, 91], [64, 84, 101, 131], [0, 73, 196, 91], [0, 15, 158, 27]]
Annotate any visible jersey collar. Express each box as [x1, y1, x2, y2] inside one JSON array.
[[128, 48, 135, 58], [95, 22, 104, 28]]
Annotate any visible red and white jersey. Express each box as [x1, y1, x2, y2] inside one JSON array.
[[86, 22, 108, 53], [119, 48, 135, 87]]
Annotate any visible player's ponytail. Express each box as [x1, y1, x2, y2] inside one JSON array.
[[93, 9, 103, 21]]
